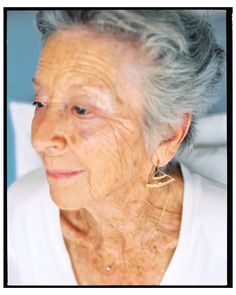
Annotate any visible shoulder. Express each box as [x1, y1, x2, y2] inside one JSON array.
[[7, 169, 60, 285], [8, 168, 48, 213], [182, 163, 227, 249], [196, 173, 227, 240], [7, 168, 56, 248], [181, 163, 226, 212], [192, 170, 227, 220], [178, 165, 227, 284]]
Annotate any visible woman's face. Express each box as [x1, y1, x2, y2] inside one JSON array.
[[31, 28, 152, 210]]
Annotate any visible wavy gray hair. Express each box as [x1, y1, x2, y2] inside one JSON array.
[[36, 10, 225, 157]]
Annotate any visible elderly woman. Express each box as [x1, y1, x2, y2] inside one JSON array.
[[8, 10, 226, 285]]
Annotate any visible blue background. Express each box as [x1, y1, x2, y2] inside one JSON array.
[[7, 11, 41, 186], [7, 10, 227, 187]]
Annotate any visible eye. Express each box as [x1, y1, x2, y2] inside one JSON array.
[[73, 106, 90, 116], [33, 101, 46, 108]]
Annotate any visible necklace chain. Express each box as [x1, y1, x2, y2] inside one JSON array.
[[105, 191, 171, 272]]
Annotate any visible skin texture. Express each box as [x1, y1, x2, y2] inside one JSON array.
[[31, 27, 191, 285]]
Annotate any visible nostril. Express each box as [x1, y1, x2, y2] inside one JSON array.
[[52, 136, 67, 149]]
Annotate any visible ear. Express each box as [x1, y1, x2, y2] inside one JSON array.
[[151, 113, 192, 167]]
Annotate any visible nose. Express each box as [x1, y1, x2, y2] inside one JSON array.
[[31, 109, 68, 157]]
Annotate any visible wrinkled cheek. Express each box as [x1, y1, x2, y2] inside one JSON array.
[[74, 126, 126, 198], [68, 117, 148, 201]]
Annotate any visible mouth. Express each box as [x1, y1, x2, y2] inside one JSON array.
[[46, 169, 84, 179]]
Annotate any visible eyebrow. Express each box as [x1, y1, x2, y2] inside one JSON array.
[[74, 83, 125, 106], [32, 78, 122, 105]]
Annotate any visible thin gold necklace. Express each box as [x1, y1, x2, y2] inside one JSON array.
[[105, 190, 171, 272]]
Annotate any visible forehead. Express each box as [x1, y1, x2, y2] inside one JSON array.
[[37, 28, 132, 81], [35, 28, 146, 113]]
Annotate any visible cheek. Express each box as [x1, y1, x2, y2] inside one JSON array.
[[78, 125, 124, 172], [71, 121, 147, 194], [67, 124, 129, 196]]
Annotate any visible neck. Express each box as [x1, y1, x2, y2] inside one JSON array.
[[61, 180, 151, 246], [60, 164, 183, 255]]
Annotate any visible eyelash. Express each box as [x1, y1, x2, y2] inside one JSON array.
[[33, 101, 91, 118], [72, 106, 90, 116], [33, 101, 46, 108]]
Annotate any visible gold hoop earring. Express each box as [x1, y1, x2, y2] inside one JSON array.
[[146, 165, 175, 188]]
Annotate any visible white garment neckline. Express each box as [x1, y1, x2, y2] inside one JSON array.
[[52, 163, 192, 286], [160, 163, 194, 285]]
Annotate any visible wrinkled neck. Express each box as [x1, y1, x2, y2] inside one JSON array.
[[60, 179, 152, 243], [60, 167, 183, 251]]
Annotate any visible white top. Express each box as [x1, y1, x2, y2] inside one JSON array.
[[7, 164, 227, 286]]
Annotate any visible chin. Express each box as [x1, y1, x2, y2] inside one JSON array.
[[49, 186, 88, 211]]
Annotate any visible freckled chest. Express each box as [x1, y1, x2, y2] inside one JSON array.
[[60, 210, 181, 285]]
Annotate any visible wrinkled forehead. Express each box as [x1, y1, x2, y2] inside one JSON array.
[[35, 28, 146, 115], [37, 28, 131, 83]]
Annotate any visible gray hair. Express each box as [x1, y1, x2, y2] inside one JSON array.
[[36, 10, 225, 157]]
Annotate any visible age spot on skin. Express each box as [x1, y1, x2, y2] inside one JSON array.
[[70, 135, 77, 144], [79, 129, 94, 140]]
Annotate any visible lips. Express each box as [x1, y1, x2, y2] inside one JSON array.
[[46, 169, 84, 179]]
